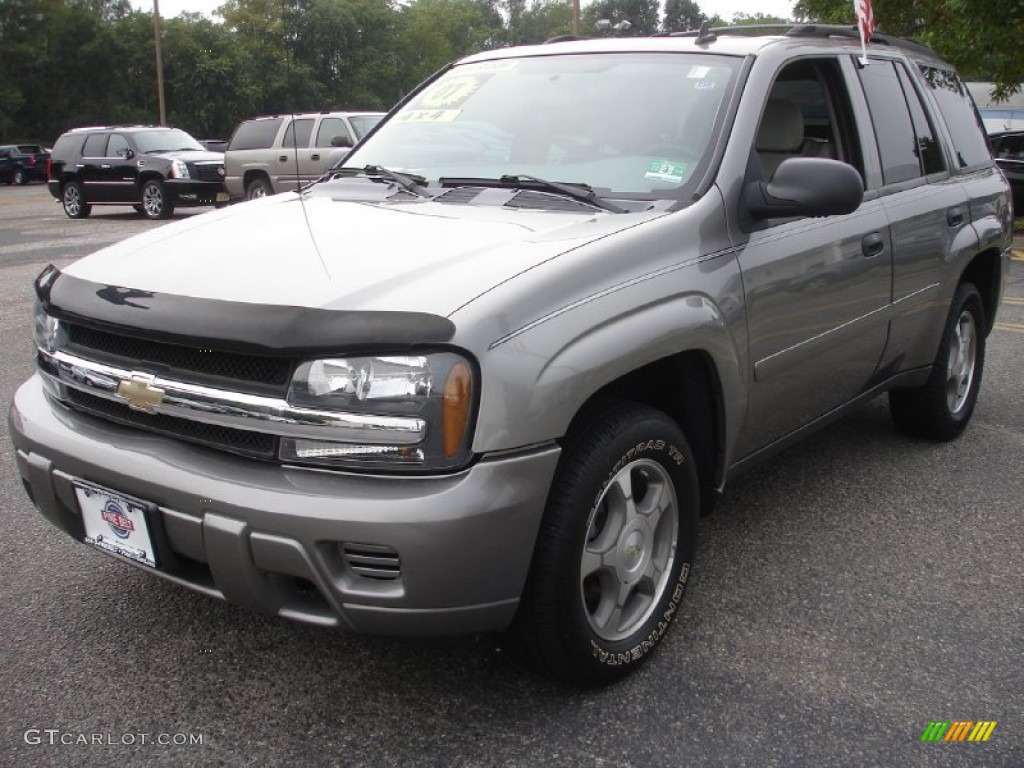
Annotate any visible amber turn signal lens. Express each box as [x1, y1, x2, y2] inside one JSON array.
[[442, 362, 472, 458]]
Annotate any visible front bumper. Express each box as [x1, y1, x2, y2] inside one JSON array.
[[9, 375, 559, 635], [164, 179, 226, 206]]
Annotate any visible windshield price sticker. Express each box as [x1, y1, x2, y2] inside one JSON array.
[[416, 74, 490, 110], [645, 160, 689, 184], [396, 109, 461, 123]]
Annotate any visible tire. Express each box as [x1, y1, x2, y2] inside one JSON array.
[[246, 177, 272, 200], [511, 401, 699, 688], [61, 181, 91, 219], [890, 282, 986, 441], [13, 168, 27, 185], [140, 179, 173, 219]]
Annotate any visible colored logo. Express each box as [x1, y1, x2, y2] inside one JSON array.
[[920, 721, 997, 742], [101, 499, 134, 539]]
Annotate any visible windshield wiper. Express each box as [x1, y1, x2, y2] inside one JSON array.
[[439, 174, 625, 213], [332, 165, 429, 197]]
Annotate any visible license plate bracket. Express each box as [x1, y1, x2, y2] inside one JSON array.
[[74, 481, 160, 568]]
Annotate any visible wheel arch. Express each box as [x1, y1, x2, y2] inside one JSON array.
[[243, 170, 272, 193], [571, 350, 727, 513], [959, 247, 1004, 335]]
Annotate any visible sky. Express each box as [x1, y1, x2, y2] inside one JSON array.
[[133, 0, 798, 24]]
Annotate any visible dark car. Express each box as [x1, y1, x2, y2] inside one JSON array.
[[47, 125, 227, 219], [16, 144, 51, 182], [990, 130, 1024, 211], [0, 144, 41, 185]]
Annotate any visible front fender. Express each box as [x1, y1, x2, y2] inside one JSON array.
[[471, 261, 748, 464]]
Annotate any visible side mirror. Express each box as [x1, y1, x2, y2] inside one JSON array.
[[330, 135, 353, 148], [744, 158, 864, 220], [120, 149, 135, 160]]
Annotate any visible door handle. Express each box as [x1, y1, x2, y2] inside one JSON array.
[[278, 155, 288, 162], [861, 232, 884, 257], [311, 153, 320, 160], [947, 205, 966, 227], [101, 164, 111, 169]]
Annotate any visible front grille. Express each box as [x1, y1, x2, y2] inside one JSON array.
[[67, 389, 278, 460], [67, 324, 294, 391], [341, 543, 402, 581], [192, 163, 224, 182]]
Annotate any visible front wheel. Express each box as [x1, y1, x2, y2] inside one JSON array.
[[13, 168, 27, 185], [511, 401, 699, 688], [140, 179, 173, 219], [61, 181, 91, 218], [890, 282, 986, 440]]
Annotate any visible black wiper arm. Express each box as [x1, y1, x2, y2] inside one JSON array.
[[333, 165, 428, 197], [440, 174, 624, 213]]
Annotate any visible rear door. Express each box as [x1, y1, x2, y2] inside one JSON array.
[[859, 59, 976, 373], [78, 133, 115, 201], [273, 117, 315, 191]]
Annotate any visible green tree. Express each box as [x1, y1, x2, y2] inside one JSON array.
[[583, 0, 661, 35], [662, 0, 704, 32], [794, 0, 1023, 98]]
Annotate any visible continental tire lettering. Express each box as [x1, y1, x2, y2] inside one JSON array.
[[590, 562, 691, 666]]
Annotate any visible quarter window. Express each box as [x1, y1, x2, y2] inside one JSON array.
[[919, 66, 991, 169]]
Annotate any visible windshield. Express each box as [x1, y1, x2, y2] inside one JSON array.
[[344, 52, 739, 198], [134, 129, 205, 153]]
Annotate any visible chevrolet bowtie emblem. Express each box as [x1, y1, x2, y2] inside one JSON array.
[[116, 373, 165, 413]]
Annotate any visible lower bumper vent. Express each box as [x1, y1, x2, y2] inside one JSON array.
[[341, 543, 401, 581]]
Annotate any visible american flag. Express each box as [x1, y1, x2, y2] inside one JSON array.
[[855, 0, 875, 42], [855, 0, 875, 63]]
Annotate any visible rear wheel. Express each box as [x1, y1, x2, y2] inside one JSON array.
[[140, 179, 173, 219], [512, 401, 699, 688], [61, 181, 91, 218], [13, 168, 27, 185], [246, 177, 271, 200], [890, 282, 986, 440]]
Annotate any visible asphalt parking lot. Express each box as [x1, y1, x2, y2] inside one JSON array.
[[0, 183, 1021, 767]]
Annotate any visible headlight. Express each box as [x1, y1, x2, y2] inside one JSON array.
[[33, 299, 67, 353], [281, 352, 476, 471], [170, 160, 190, 179]]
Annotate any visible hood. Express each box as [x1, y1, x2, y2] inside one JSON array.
[[64, 192, 657, 316]]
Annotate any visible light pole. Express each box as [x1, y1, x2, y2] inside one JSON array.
[[572, 0, 580, 35], [153, 0, 167, 125]]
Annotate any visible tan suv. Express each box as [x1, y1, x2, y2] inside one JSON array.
[[224, 111, 384, 200]]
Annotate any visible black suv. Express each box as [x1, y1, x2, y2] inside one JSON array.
[[990, 130, 1024, 211], [47, 126, 227, 219]]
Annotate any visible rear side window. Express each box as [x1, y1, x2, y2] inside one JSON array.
[[919, 66, 991, 170], [282, 118, 314, 149], [228, 118, 283, 151], [82, 133, 108, 158], [858, 60, 943, 185]]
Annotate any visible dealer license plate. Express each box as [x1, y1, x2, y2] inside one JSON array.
[[216, 191, 229, 202], [75, 482, 157, 568]]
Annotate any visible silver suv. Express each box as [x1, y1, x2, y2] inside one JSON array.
[[9, 26, 1012, 687], [224, 111, 385, 199]]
